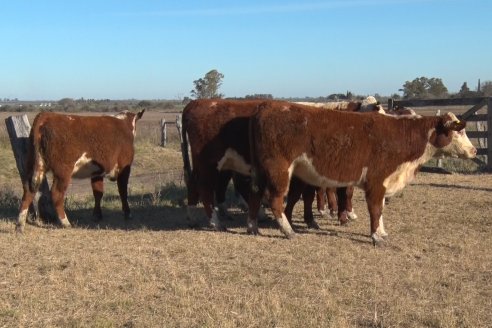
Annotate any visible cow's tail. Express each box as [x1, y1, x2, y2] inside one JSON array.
[[248, 107, 261, 194], [181, 114, 192, 189], [28, 120, 46, 192]]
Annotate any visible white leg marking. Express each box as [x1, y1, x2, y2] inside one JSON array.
[[348, 210, 358, 220], [277, 213, 295, 238], [16, 209, 29, 232], [376, 216, 388, 237], [59, 216, 72, 228]]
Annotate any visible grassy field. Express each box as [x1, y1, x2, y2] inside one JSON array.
[[0, 110, 491, 327]]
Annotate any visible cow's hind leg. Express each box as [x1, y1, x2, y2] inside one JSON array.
[[16, 182, 36, 233], [284, 177, 303, 224], [117, 166, 132, 220], [51, 176, 72, 228], [91, 177, 104, 221]]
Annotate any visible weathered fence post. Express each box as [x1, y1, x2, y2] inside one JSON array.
[[387, 98, 394, 111], [160, 118, 167, 147], [5, 115, 57, 224], [435, 109, 443, 168], [487, 98, 492, 171], [176, 114, 183, 143]]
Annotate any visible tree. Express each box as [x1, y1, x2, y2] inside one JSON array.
[[480, 80, 492, 96], [190, 69, 224, 99], [401, 77, 448, 99]]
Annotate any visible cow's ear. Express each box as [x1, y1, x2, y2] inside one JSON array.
[[136, 109, 145, 120], [444, 118, 466, 131]]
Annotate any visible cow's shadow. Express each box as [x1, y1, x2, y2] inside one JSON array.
[[0, 183, 372, 244]]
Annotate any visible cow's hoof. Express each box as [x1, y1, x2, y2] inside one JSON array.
[[347, 211, 358, 220], [306, 220, 320, 230], [371, 233, 386, 247], [15, 224, 25, 234], [59, 218, 72, 228], [318, 209, 328, 217]]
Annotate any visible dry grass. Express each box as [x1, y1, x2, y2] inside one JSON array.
[[0, 172, 491, 327]]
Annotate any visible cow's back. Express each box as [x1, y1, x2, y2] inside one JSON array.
[[182, 99, 265, 164], [33, 112, 135, 172], [252, 102, 435, 186]]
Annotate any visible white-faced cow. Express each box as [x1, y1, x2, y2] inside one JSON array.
[[248, 101, 476, 245], [16, 110, 144, 232]]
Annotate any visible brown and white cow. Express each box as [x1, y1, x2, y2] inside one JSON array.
[[16, 110, 144, 232], [248, 101, 476, 244], [181, 99, 329, 232], [285, 96, 381, 223]]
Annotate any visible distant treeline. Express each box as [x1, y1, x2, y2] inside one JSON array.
[[0, 98, 185, 113]]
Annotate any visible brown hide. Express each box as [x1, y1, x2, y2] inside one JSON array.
[[181, 99, 320, 231], [249, 101, 473, 243], [182, 99, 262, 223], [16, 110, 144, 232]]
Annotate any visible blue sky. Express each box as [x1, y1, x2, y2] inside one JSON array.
[[1, 0, 491, 100]]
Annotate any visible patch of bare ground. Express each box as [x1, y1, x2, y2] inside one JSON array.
[[0, 172, 491, 327]]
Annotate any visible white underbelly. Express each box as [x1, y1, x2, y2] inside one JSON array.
[[217, 148, 251, 176], [289, 153, 366, 188]]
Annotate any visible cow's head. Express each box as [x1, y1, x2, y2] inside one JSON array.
[[432, 112, 476, 159], [114, 110, 145, 136]]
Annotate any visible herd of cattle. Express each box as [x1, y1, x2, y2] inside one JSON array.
[[15, 97, 477, 245]]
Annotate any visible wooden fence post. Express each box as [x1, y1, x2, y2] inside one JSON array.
[[487, 98, 492, 171], [176, 114, 183, 143], [160, 118, 167, 147], [5, 115, 57, 224], [387, 98, 394, 111], [435, 109, 443, 168]]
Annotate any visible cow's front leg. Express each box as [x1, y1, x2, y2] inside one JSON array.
[[377, 198, 388, 238], [270, 194, 295, 238], [365, 188, 386, 246]]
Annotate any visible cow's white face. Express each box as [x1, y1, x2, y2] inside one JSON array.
[[435, 113, 476, 159], [439, 128, 476, 159]]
